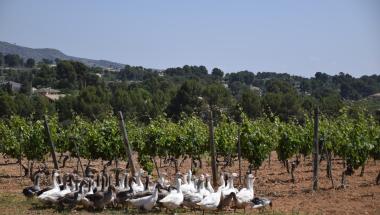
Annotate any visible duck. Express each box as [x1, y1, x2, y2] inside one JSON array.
[[232, 174, 255, 209], [251, 197, 272, 209], [159, 175, 184, 210], [85, 184, 117, 210], [127, 183, 160, 211], [23, 173, 42, 198]]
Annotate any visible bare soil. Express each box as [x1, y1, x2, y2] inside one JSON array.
[[0, 152, 379, 214]]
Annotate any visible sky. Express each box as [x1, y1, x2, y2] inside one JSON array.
[[0, 0, 379, 77]]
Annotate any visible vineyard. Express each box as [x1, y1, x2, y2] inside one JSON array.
[[0, 109, 380, 214]]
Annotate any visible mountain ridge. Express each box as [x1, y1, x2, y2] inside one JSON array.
[[0, 41, 125, 69]]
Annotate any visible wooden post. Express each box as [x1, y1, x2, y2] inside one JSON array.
[[312, 108, 319, 191], [208, 109, 218, 187], [237, 126, 242, 186], [44, 115, 59, 170], [118, 111, 136, 176], [152, 156, 161, 178], [73, 141, 85, 177]]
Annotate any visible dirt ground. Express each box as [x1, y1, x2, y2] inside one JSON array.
[[0, 152, 379, 215]]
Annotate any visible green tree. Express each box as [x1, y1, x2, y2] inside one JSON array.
[[57, 61, 77, 89], [31, 95, 55, 119], [211, 68, 224, 79], [240, 88, 261, 118], [166, 80, 203, 120], [4, 54, 23, 67], [25, 58, 35, 68], [75, 85, 112, 120], [203, 82, 234, 111], [14, 94, 33, 117], [0, 93, 16, 118], [111, 86, 153, 122], [0, 52, 3, 66]]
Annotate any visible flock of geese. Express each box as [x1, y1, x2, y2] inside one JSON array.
[[23, 168, 272, 213]]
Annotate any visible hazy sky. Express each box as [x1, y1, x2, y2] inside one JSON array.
[[0, 0, 379, 77]]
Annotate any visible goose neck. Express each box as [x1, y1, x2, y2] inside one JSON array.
[[176, 178, 182, 193], [53, 174, 59, 188], [34, 175, 40, 187], [248, 178, 254, 191]]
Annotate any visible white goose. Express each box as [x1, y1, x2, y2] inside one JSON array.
[[157, 173, 170, 189], [196, 184, 222, 211], [181, 171, 196, 194], [38, 171, 60, 199], [218, 173, 226, 191], [159, 176, 184, 210], [39, 174, 71, 204], [222, 173, 238, 197], [132, 169, 145, 193], [127, 184, 159, 211], [205, 174, 214, 193], [183, 175, 209, 208], [233, 174, 255, 209], [116, 172, 126, 192]]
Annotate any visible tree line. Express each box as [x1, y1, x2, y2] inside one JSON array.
[[0, 53, 380, 124]]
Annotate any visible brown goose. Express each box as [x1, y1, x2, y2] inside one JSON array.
[[85, 184, 117, 210], [57, 180, 87, 209], [23, 173, 42, 198]]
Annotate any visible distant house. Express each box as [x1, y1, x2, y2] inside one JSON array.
[[249, 85, 262, 96], [35, 87, 65, 101], [369, 93, 380, 100], [158, 71, 165, 77], [0, 81, 22, 92]]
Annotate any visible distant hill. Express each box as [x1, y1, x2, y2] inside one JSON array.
[[0, 41, 125, 70]]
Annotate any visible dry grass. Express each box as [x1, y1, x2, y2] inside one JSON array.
[[0, 152, 379, 214]]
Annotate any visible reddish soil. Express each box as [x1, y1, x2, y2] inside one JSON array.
[[0, 152, 379, 214]]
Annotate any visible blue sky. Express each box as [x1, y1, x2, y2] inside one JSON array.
[[0, 0, 379, 77]]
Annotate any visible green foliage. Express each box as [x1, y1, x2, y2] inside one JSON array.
[[25, 58, 35, 68], [240, 88, 261, 119], [276, 120, 302, 162], [138, 155, 154, 175], [166, 80, 203, 120], [4, 54, 23, 67], [75, 85, 112, 120], [0, 93, 16, 118], [211, 68, 224, 79], [214, 114, 238, 157], [0, 117, 22, 159], [178, 115, 208, 158], [240, 114, 279, 169], [25, 119, 49, 161]]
